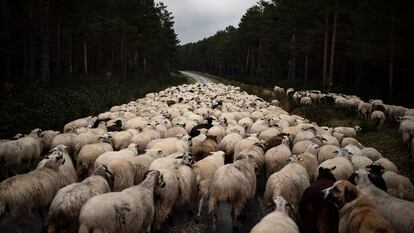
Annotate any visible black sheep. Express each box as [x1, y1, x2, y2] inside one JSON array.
[[348, 163, 387, 191], [107, 120, 123, 132], [299, 167, 339, 233], [189, 117, 214, 138]]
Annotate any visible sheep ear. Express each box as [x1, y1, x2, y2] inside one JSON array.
[[330, 166, 336, 171]]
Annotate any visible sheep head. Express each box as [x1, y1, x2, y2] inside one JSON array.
[[95, 164, 115, 190]]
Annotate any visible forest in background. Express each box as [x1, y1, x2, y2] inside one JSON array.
[[178, 0, 414, 107], [0, 0, 183, 137]]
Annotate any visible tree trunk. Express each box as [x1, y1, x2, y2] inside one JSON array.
[[245, 45, 250, 75], [304, 41, 309, 84], [323, 12, 329, 90], [327, 5, 338, 92], [388, 11, 395, 101], [56, 18, 61, 75], [288, 33, 296, 83], [2, 0, 10, 81], [68, 34, 73, 76], [40, 0, 50, 83], [83, 38, 88, 77], [256, 39, 262, 79]]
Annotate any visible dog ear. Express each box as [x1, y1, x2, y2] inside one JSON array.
[[345, 183, 358, 202]]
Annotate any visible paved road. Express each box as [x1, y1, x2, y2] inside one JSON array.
[[180, 71, 213, 84]]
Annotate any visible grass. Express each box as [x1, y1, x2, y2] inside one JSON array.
[[0, 71, 190, 138], [191, 71, 414, 182]]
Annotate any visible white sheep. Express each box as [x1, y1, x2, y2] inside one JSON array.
[[375, 158, 398, 173], [78, 170, 165, 233], [47, 164, 114, 233], [382, 171, 414, 202], [264, 160, 309, 217], [340, 137, 363, 149], [251, 196, 299, 233], [264, 138, 291, 177], [317, 144, 341, 163], [192, 151, 225, 222], [209, 155, 257, 232], [300, 96, 312, 105], [219, 133, 243, 161], [146, 135, 191, 157], [333, 126, 361, 138], [355, 169, 414, 233], [76, 133, 114, 178], [110, 130, 134, 150], [38, 145, 77, 187], [357, 102, 371, 119], [0, 154, 65, 229], [371, 110, 386, 130], [361, 147, 383, 161], [317, 156, 354, 180]]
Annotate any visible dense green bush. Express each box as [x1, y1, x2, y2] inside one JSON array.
[[0, 73, 187, 138]]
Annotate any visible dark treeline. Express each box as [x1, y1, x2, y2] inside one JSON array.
[[0, 0, 178, 85], [0, 0, 183, 138], [178, 0, 414, 107]]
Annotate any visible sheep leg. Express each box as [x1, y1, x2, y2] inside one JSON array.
[[231, 207, 239, 232], [211, 206, 218, 233], [195, 195, 205, 223]]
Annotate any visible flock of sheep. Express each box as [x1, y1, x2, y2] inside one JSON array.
[[0, 82, 413, 233], [274, 86, 414, 154]]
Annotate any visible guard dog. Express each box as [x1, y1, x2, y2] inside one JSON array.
[[322, 180, 394, 233]]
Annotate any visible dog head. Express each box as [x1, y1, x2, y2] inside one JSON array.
[[322, 180, 359, 208]]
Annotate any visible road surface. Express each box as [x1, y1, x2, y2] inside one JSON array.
[[180, 71, 213, 84]]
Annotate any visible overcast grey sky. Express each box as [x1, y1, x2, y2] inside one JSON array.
[[159, 0, 258, 45]]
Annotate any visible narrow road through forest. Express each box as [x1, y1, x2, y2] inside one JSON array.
[[180, 71, 213, 84]]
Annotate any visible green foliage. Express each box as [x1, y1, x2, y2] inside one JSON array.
[[0, 73, 187, 138]]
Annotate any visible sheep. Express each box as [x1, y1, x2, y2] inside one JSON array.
[[124, 117, 148, 130], [340, 137, 363, 149], [343, 144, 363, 156], [191, 136, 219, 162], [209, 154, 257, 232], [292, 137, 322, 155], [78, 170, 165, 233], [354, 169, 414, 233], [251, 196, 299, 233], [300, 167, 339, 233], [300, 96, 312, 105], [40, 130, 60, 153], [189, 117, 214, 138], [0, 128, 44, 173], [219, 133, 243, 163], [296, 144, 319, 182], [371, 110, 386, 130], [164, 126, 188, 138], [50, 132, 78, 155], [350, 155, 373, 170], [357, 102, 371, 119], [264, 136, 291, 177], [333, 126, 361, 138], [94, 144, 146, 192], [207, 124, 226, 143], [399, 119, 414, 147], [264, 156, 310, 211], [382, 171, 414, 201], [38, 145, 77, 187], [147, 166, 180, 230], [0, 154, 65, 229], [109, 130, 133, 150], [317, 144, 341, 163], [47, 164, 114, 233], [233, 135, 260, 156], [361, 147, 383, 161], [192, 151, 225, 222], [249, 119, 269, 135], [375, 158, 398, 173], [234, 141, 266, 174], [76, 133, 114, 178], [146, 135, 191, 157], [317, 156, 354, 180], [131, 128, 161, 153], [258, 127, 281, 142], [63, 116, 96, 133]]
